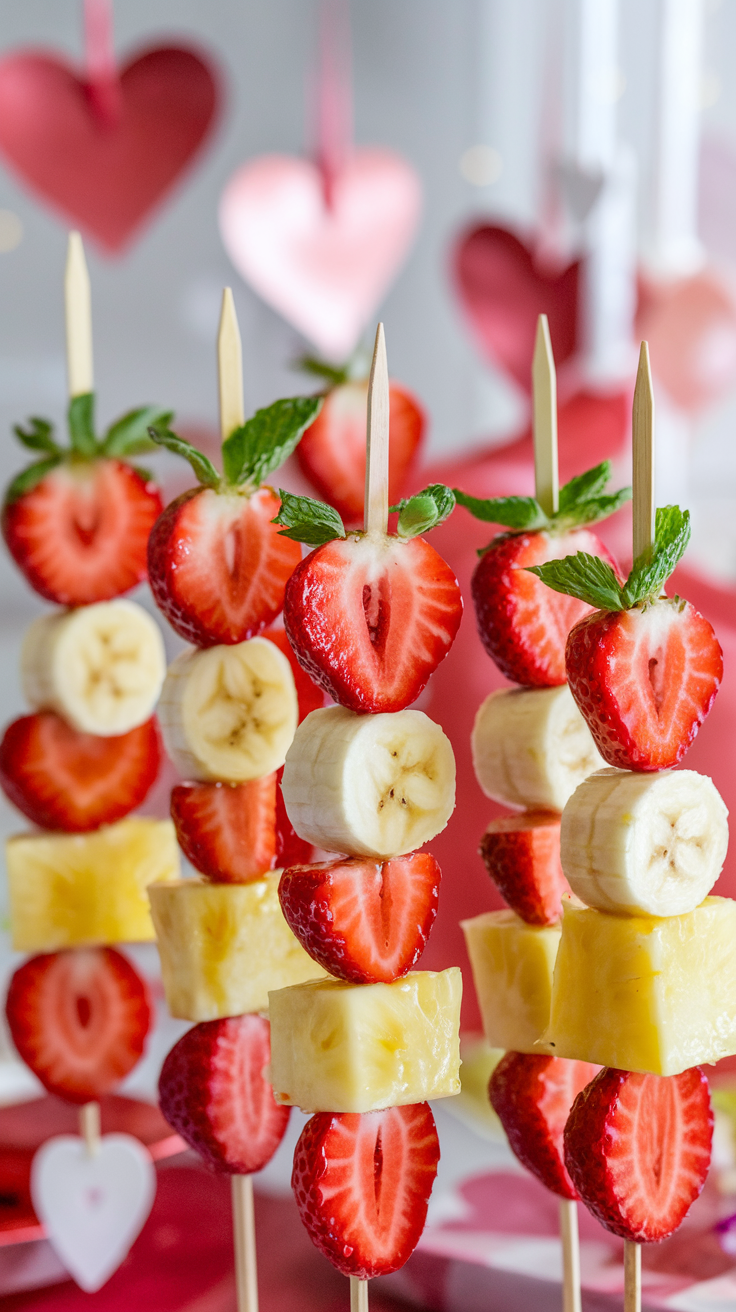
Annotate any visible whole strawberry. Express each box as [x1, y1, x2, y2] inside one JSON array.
[[148, 394, 322, 647], [2, 395, 169, 605], [455, 460, 630, 686], [530, 506, 723, 769]]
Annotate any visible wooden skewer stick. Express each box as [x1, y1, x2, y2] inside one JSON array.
[[231, 1175, 259, 1312], [532, 314, 559, 516], [364, 323, 390, 537], [632, 341, 655, 562], [559, 1199, 581, 1312], [65, 232, 93, 398], [218, 287, 245, 441], [350, 1276, 369, 1312], [79, 1100, 100, 1158], [624, 1239, 641, 1312]]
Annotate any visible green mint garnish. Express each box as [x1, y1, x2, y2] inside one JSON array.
[[390, 484, 456, 540], [272, 491, 346, 545], [454, 459, 631, 541]]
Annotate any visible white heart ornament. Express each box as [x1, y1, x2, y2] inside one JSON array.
[[31, 1133, 156, 1292], [219, 148, 422, 360]]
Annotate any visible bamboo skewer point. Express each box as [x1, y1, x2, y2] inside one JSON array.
[[65, 232, 93, 399], [218, 287, 245, 443], [532, 314, 559, 516], [632, 341, 655, 562], [364, 323, 390, 538]]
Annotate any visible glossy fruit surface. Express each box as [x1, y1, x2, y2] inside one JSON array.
[[479, 812, 569, 926], [171, 776, 277, 883]]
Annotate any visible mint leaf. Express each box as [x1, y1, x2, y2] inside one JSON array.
[[391, 484, 456, 539], [559, 488, 632, 528], [557, 460, 613, 513], [13, 417, 58, 455], [528, 553, 624, 611], [222, 395, 323, 488], [67, 393, 97, 456], [148, 427, 220, 489], [454, 489, 549, 531], [104, 406, 173, 457], [4, 455, 63, 506], [297, 356, 350, 387], [622, 506, 691, 607], [272, 490, 346, 545]]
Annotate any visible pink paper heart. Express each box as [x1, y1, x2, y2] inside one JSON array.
[[0, 45, 219, 253], [453, 225, 581, 393], [219, 149, 422, 360], [636, 269, 736, 413]]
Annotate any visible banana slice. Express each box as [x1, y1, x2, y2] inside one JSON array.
[[22, 600, 166, 737], [561, 767, 729, 917], [158, 636, 298, 783], [472, 684, 604, 812], [281, 704, 456, 858]]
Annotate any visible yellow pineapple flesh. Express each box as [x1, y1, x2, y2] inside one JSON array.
[[462, 909, 560, 1054]]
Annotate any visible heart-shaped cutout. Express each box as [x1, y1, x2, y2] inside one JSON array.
[[219, 150, 421, 360], [0, 46, 219, 252], [453, 225, 581, 393], [31, 1133, 156, 1291]]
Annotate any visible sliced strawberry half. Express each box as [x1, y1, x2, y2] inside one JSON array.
[[297, 380, 425, 522], [0, 713, 161, 833], [479, 812, 569, 926], [283, 534, 462, 713], [6, 948, 151, 1104], [275, 768, 313, 867], [279, 854, 440, 983], [171, 776, 277, 883], [472, 528, 618, 686], [566, 598, 723, 770], [2, 459, 162, 606], [292, 1103, 440, 1278], [564, 1067, 713, 1242], [489, 1053, 600, 1199], [158, 1014, 290, 1174]]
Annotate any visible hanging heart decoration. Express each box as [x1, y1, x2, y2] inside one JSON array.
[[636, 268, 736, 413], [0, 0, 220, 253], [452, 224, 581, 394], [219, 0, 421, 360], [31, 1132, 156, 1291]]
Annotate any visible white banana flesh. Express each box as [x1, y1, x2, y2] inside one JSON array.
[[281, 704, 456, 859], [22, 600, 166, 736], [561, 767, 729, 917], [158, 636, 298, 783], [471, 684, 603, 812]]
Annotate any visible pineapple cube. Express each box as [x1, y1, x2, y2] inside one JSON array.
[[268, 968, 462, 1112], [149, 874, 326, 1021], [545, 896, 736, 1075], [462, 910, 560, 1054], [7, 818, 179, 951]]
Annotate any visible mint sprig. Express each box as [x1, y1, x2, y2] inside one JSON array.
[[454, 460, 631, 538], [528, 505, 691, 612], [390, 484, 456, 539], [273, 491, 346, 545]]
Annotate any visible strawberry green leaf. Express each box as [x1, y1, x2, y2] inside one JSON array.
[[557, 488, 632, 528], [622, 506, 691, 607], [67, 393, 98, 457], [453, 490, 549, 531], [391, 484, 456, 539], [13, 417, 58, 455], [4, 455, 63, 506], [272, 490, 346, 545], [527, 552, 625, 611], [222, 395, 323, 489], [103, 406, 174, 457], [148, 426, 220, 489], [557, 460, 614, 512]]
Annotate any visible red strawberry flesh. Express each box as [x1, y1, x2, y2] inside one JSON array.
[[2, 459, 162, 606], [147, 486, 302, 646], [489, 1053, 600, 1199], [171, 776, 277, 883], [6, 948, 151, 1104], [284, 534, 462, 713], [472, 528, 618, 686], [297, 380, 425, 522], [158, 1014, 290, 1174], [279, 853, 440, 984], [564, 1066, 713, 1242], [0, 712, 161, 832], [292, 1103, 440, 1278], [566, 598, 723, 770], [479, 812, 569, 926]]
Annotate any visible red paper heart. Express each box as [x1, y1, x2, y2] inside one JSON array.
[[0, 46, 219, 252], [453, 225, 581, 393]]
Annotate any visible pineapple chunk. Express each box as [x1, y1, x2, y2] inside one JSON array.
[[462, 910, 560, 1054], [7, 818, 179, 951], [268, 968, 462, 1112], [149, 874, 326, 1021], [545, 896, 736, 1075]]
